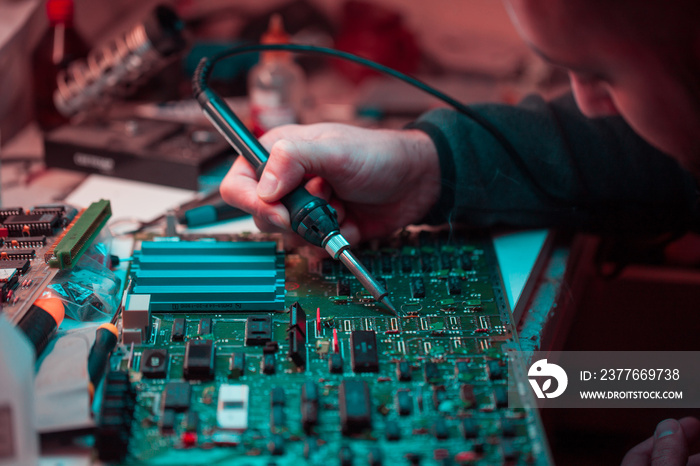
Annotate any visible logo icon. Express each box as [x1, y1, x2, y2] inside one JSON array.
[[528, 359, 568, 398]]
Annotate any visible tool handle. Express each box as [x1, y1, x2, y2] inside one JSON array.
[[281, 186, 340, 247], [88, 324, 118, 391]]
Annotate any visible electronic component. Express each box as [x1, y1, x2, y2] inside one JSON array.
[[424, 361, 440, 383], [460, 417, 478, 439], [245, 315, 272, 346], [183, 340, 215, 380], [0, 207, 23, 222], [131, 241, 285, 312], [337, 277, 351, 297], [162, 382, 191, 412], [45, 200, 111, 269], [122, 293, 151, 345], [410, 277, 425, 299], [198, 317, 212, 335], [0, 249, 35, 260], [385, 419, 401, 441], [488, 359, 504, 380], [301, 380, 319, 433], [95, 371, 135, 463], [0, 259, 30, 275], [160, 409, 176, 434], [329, 353, 344, 374], [216, 384, 249, 430], [433, 418, 448, 440], [339, 380, 372, 435], [3, 213, 60, 237], [171, 317, 186, 341], [229, 352, 245, 378], [270, 387, 286, 432], [288, 302, 306, 368], [262, 353, 276, 374], [141, 349, 168, 379], [395, 389, 412, 416], [447, 276, 462, 295], [350, 330, 379, 373], [0, 270, 18, 302], [7, 236, 46, 247], [396, 359, 412, 381]]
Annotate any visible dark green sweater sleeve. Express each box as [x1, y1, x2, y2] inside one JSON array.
[[410, 93, 700, 234]]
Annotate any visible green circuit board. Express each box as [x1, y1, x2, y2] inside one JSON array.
[[103, 230, 550, 465]]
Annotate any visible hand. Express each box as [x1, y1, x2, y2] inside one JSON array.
[[220, 123, 441, 245], [622, 417, 700, 466]]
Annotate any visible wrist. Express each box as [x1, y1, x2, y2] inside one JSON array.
[[398, 128, 442, 222]]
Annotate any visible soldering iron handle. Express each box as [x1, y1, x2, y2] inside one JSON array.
[[195, 87, 268, 177], [281, 187, 340, 247]]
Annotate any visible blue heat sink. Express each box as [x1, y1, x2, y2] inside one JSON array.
[[131, 241, 285, 312]]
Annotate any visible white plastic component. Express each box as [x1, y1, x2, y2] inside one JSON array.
[[216, 385, 249, 430]]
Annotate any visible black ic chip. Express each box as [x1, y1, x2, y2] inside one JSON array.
[[245, 315, 272, 346], [447, 276, 462, 295], [329, 353, 343, 374], [350, 331, 379, 373], [262, 353, 276, 374], [171, 318, 185, 341], [198, 317, 212, 335], [141, 349, 168, 379], [410, 277, 425, 299], [395, 389, 412, 416], [396, 359, 412, 381], [424, 361, 441, 383], [229, 352, 245, 378], [336, 277, 351, 297], [339, 380, 372, 435], [183, 339, 215, 380], [162, 382, 191, 411]]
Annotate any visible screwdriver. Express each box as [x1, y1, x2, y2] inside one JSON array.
[[87, 323, 119, 401], [195, 85, 398, 316]]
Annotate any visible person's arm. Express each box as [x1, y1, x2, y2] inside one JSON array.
[[412, 93, 700, 234]]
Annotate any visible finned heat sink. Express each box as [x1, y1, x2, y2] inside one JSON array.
[[131, 241, 285, 312]]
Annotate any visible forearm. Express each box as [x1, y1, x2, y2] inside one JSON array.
[[411, 93, 700, 234]]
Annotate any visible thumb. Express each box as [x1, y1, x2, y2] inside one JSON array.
[[256, 138, 346, 202], [651, 419, 689, 466]]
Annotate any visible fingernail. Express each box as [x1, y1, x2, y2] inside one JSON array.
[[655, 419, 680, 439], [258, 172, 279, 198]]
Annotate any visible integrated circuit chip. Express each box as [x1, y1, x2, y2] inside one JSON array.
[[141, 349, 169, 379], [245, 315, 272, 346], [183, 339, 215, 380], [350, 331, 379, 373], [162, 382, 191, 412], [339, 380, 372, 435]]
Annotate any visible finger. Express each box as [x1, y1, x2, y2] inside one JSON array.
[[256, 138, 348, 202], [651, 419, 688, 466], [339, 219, 361, 246], [221, 157, 290, 229], [622, 435, 654, 466], [305, 177, 332, 201], [687, 453, 700, 466], [679, 417, 700, 444]]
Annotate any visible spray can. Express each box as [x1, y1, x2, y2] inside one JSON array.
[[248, 15, 305, 136]]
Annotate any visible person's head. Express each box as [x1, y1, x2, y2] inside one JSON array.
[[505, 0, 700, 174]]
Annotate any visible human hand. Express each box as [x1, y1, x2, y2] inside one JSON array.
[[220, 123, 441, 246], [622, 417, 700, 466]]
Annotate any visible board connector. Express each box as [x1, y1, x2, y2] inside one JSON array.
[[45, 199, 111, 270]]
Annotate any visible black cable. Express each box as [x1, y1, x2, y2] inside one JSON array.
[[193, 43, 570, 207]]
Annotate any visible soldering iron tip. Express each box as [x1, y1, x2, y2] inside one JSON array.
[[380, 296, 399, 316]]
